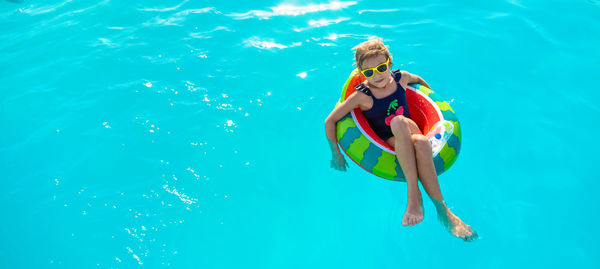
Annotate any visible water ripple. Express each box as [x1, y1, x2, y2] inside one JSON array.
[[136, 0, 189, 12], [141, 16, 183, 26], [227, 1, 357, 20], [293, 17, 350, 32], [186, 26, 234, 40], [173, 7, 220, 16], [19, 0, 73, 15], [140, 7, 224, 27], [243, 37, 301, 50], [358, 8, 399, 14]]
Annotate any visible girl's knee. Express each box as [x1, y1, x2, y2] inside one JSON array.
[[412, 135, 431, 152], [390, 116, 410, 135]]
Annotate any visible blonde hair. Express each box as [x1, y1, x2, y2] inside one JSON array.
[[353, 37, 393, 69]]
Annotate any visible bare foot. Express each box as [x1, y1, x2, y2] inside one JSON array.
[[433, 200, 478, 241], [402, 195, 424, 226]]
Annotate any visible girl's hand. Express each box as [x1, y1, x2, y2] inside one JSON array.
[[330, 152, 349, 171]]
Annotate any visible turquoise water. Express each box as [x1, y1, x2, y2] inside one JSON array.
[[2, 0, 599, 267]]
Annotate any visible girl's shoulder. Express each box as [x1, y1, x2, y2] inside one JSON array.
[[395, 70, 416, 87], [397, 70, 420, 80]]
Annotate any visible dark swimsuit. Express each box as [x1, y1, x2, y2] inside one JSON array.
[[354, 70, 411, 141]]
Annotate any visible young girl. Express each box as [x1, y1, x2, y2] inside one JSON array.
[[324, 38, 477, 241]]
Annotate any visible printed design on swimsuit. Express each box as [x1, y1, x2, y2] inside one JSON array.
[[384, 100, 405, 126], [388, 100, 398, 115]]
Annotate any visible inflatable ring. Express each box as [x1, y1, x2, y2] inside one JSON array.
[[336, 69, 462, 181]]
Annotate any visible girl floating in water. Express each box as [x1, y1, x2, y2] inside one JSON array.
[[324, 38, 477, 241]]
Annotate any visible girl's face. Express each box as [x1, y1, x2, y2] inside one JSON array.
[[360, 54, 392, 89]]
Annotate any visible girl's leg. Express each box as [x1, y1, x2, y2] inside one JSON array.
[[388, 116, 423, 226], [411, 135, 443, 201], [410, 133, 478, 241]]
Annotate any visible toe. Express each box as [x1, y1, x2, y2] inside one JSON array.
[[402, 216, 409, 226]]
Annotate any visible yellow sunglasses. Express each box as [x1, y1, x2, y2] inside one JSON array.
[[360, 58, 390, 78]]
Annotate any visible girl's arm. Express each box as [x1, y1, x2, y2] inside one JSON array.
[[324, 92, 364, 151], [402, 71, 432, 89], [324, 92, 365, 170]]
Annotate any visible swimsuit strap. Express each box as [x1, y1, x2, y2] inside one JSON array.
[[392, 70, 402, 82], [354, 83, 372, 97]]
